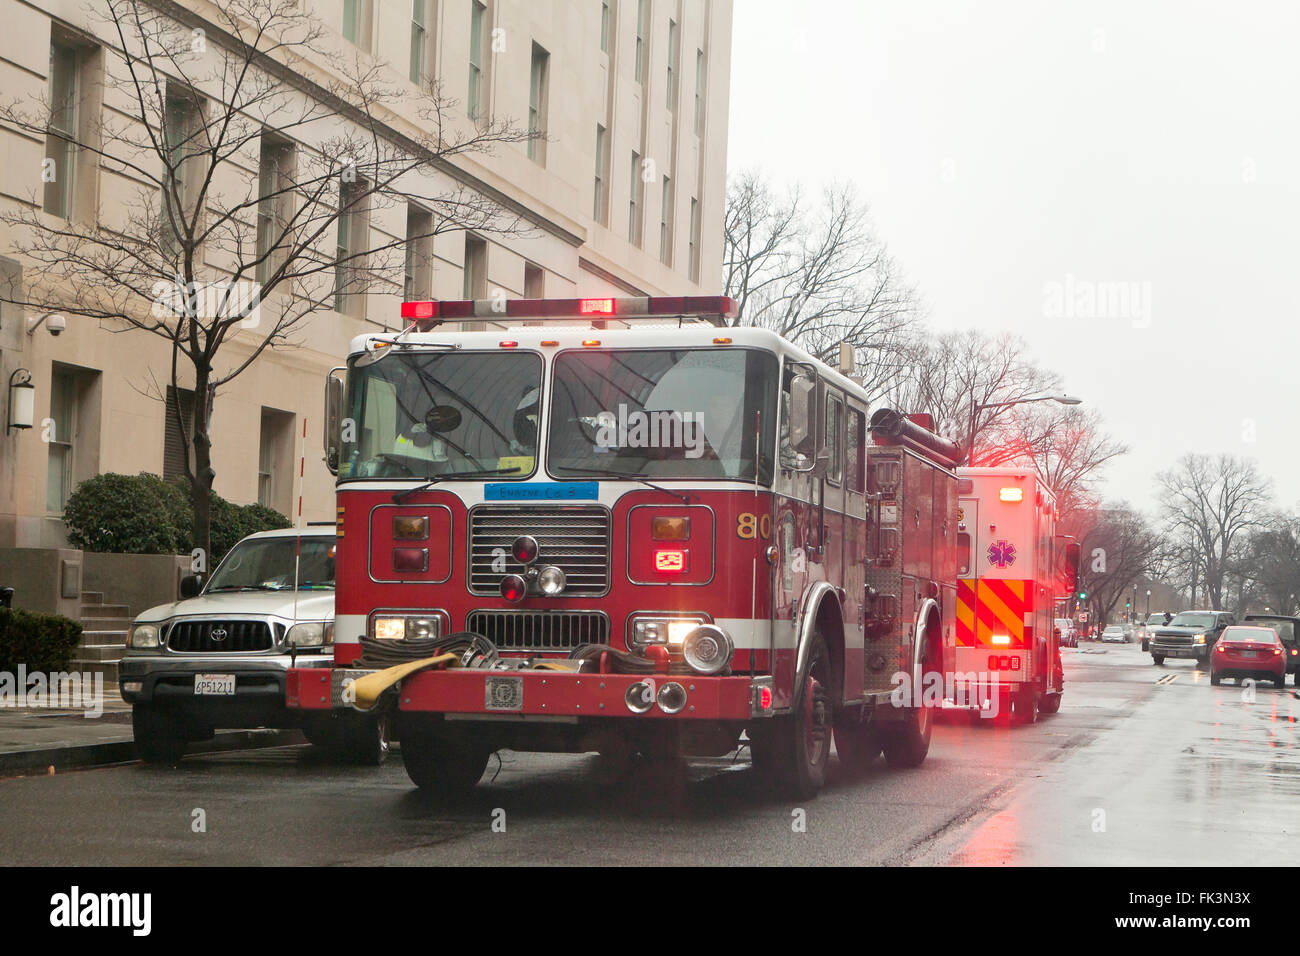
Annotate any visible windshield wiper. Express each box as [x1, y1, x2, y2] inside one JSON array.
[[206, 585, 288, 593], [393, 466, 523, 503], [552, 465, 694, 505]]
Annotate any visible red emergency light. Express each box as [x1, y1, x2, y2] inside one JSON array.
[[398, 296, 737, 329], [654, 550, 689, 573]]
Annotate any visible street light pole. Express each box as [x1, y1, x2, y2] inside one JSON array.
[[1146, 589, 1151, 617], [966, 393, 1083, 465]]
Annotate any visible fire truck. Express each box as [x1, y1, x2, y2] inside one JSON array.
[[952, 467, 1077, 722], [285, 296, 962, 799]]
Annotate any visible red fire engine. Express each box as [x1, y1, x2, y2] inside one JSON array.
[[286, 297, 962, 799], [951, 467, 1076, 722]]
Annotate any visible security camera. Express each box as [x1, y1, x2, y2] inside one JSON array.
[[47, 314, 66, 336]]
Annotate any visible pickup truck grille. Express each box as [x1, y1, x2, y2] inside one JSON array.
[[167, 619, 274, 653], [469, 506, 611, 595], [466, 610, 609, 652], [1152, 632, 1193, 645]]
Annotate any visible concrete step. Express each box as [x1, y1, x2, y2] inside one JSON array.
[[70, 659, 120, 683], [79, 630, 129, 647], [80, 591, 104, 605], [81, 604, 130, 619], [80, 617, 132, 632], [75, 644, 125, 663]]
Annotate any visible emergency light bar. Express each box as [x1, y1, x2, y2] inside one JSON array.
[[399, 296, 737, 329]]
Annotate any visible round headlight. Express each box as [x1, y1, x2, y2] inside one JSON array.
[[538, 566, 566, 596], [406, 618, 438, 640], [286, 622, 325, 647], [681, 625, 734, 675], [128, 623, 160, 648]]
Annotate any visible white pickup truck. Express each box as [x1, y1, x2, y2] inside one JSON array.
[[118, 528, 386, 764]]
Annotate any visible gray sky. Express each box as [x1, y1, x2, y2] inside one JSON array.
[[727, 0, 1300, 513]]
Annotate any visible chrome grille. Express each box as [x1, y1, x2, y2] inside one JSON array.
[[166, 619, 274, 653], [469, 506, 611, 595], [466, 610, 609, 652]]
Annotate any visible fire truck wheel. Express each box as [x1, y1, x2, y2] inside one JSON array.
[[398, 716, 490, 795], [1038, 692, 1062, 715], [751, 633, 832, 799], [881, 700, 932, 768], [347, 712, 390, 766], [133, 705, 187, 765], [832, 713, 882, 773]]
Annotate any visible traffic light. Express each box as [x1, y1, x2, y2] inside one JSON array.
[[1125, 599, 1131, 608], [1078, 591, 1088, 601]]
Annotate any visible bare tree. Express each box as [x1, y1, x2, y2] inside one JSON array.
[[1003, 405, 1128, 524], [722, 170, 919, 400], [1234, 511, 1300, 615], [1156, 454, 1273, 610], [0, 0, 529, 562], [1073, 504, 1160, 625]]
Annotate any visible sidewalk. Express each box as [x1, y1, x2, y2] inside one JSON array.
[[0, 685, 304, 775]]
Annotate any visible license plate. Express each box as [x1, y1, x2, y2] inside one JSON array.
[[485, 676, 523, 711], [1238, 650, 1257, 658], [195, 674, 235, 695]]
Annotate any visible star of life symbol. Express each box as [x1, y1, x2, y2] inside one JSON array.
[[987, 539, 1016, 568]]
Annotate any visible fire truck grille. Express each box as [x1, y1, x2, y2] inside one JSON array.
[[466, 610, 610, 652], [166, 619, 275, 653], [468, 506, 611, 595]]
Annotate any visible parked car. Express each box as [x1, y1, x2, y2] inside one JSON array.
[[1209, 626, 1287, 688], [1055, 617, 1079, 647], [119, 529, 385, 764], [1138, 611, 1171, 651], [1242, 614, 1300, 686], [1149, 610, 1234, 667], [1100, 625, 1128, 643]]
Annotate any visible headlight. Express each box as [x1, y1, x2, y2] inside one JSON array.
[[286, 621, 332, 647], [537, 566, 566, 596], [681, 625, 734, 675], [370, 615, 441, 641], [629, 616, 707, 649], [128, 623, 160, 648], [1193, 632, 1207, 644]]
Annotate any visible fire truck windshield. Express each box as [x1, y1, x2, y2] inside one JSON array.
[[549, 348, 777, 482], [341, 350, 543, 480]]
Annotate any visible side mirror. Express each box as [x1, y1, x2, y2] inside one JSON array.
[[788, 375, 817, 459], [180, 574, 203, 599], [323, 369, 345, 475]]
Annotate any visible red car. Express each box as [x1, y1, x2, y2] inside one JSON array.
[[1210, 626, 1288, 688]]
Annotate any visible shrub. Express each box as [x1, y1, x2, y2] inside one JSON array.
[[0, 607, 82, 674]]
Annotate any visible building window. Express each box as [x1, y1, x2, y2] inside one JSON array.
[[163, 385, 196, 483], [524, 262, 544, 298], [258, 408, 294, 514], [659, 175, 672, 264], [694, 48, 705, 135], [528, 43, 549, 164], [162, 89, 204, 260], [593, 125, 608, 223], [628, 151, 642, 247], [634, 0, 648, 83], [666, 19, 678, 110], [405, 203, 434, 302], [334, 177, 369, 318], [600, 0, 610, 52], [256, 133, 294, 285], [43, 42, 80, 219], [468, 0, 488, 120], [343, 0, 372, 49], [688, 198, 700, 282], [46, 368, 75, 513], [463, 234, 487, 299]]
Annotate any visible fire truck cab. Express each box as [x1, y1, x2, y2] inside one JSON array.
[[286, 297, 962, 799], [952, 467, 1066, 722]]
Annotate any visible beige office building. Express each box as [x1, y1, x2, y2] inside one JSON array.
[[0, 0, 734, 553]]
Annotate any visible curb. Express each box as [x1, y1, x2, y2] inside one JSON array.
[[0, 728, 306, 776]]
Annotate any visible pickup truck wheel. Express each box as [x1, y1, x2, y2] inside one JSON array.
[[1195, 656, 1209, 670], [1152, 655, 1165, 666], [133, 705, 186, 765], [751, 632, 831, 799], [398, 715, 490, 795]]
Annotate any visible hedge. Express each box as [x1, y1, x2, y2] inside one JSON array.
[[0, 607, 82, 674], [63, 473, 292, 562]]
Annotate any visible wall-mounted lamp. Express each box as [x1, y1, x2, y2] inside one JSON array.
[[7, 368, 34, 432], [26, 312, 66, 336]]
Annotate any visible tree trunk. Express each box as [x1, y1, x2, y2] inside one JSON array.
[[190, 370, 214, 572]]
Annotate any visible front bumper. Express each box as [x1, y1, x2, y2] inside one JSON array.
[[287, 666, 765, 721], [1151, 643, 1207, 661], [120, 655, 332, 725]]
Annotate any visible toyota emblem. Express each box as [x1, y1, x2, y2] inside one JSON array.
[[210, 627, 228, 643]]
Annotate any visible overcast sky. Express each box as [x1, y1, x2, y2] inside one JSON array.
[[727, 0, 1300, 514]]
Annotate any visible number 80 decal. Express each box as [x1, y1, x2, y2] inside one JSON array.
[[737, 512, 772, 540]]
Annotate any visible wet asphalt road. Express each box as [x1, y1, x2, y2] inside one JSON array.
[[1, 642, 1295, 865]]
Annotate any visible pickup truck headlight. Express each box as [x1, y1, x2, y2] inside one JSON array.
[[286, 621, 333, 648], [1193, 632, 1208, 644], [127, 623, 160, 648]]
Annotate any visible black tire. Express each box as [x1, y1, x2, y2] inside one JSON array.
[[832, 711, 882, 773], [1210, 672, 1221, 686], [1012, 689, 1039, 725], [1195, 656, 1208, 670], [1153, 655, 1165, 666], [348, 712, 390, 766], [133, 705, 187, 765], [1038, 692, 1062, 715], [882, 698, 933, 766], [398, 715, 490, 795], [750, 632, 832, 799], [1277, 675, 1289, 689]]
